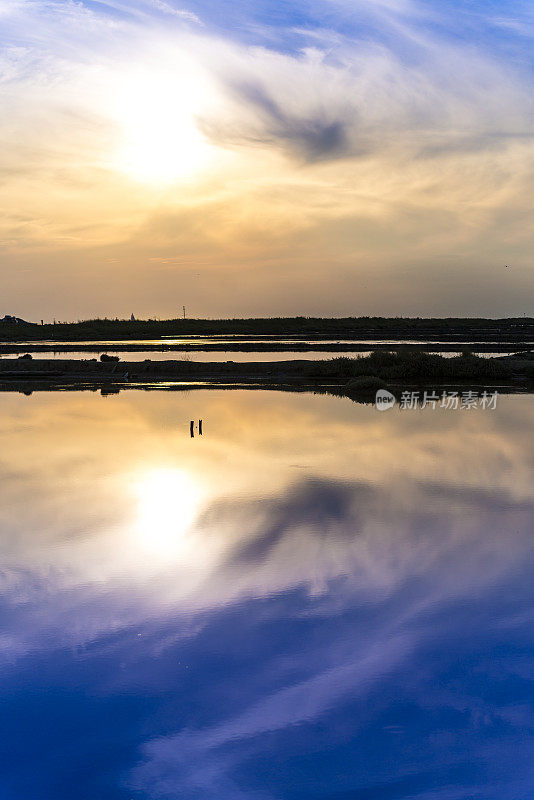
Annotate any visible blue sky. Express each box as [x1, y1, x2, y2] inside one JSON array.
[[77, 0, 534, 58]]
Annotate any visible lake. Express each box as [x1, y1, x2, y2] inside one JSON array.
[[1, 389, 533, 799], [1, 336, 527, 362], [0, 349, 517, 361], [2, 349, 383, 362]]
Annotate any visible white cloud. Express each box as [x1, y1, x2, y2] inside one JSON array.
[[152, 0, 202, 24]]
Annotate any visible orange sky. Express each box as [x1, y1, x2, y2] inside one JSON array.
[[1, 0, 533, 320]]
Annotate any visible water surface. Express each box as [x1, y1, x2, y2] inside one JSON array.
[[2, 350, 513, 361], [1, 389, 533, 799]]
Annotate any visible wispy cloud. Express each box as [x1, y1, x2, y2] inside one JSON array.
[[0, 0, 533, 316], [151, 0, 202, 24]]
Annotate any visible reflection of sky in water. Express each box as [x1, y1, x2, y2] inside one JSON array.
[[4, 349, 380, 362], [1, 390, 534, 799], [10, 350, 513, 361]]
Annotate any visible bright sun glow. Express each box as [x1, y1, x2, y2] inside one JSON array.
[[135, 468, 202, 554], [112, 65, 212, 184]]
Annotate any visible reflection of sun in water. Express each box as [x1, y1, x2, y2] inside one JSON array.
[[135, 468, 202, 554], [112, 65, 212, 185]]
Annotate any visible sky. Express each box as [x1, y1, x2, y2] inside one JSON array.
[[0, 0, 533, 321]]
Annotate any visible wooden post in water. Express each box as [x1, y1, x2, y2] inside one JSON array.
[[199, 419, 203, 435], [190, 420, 194, 438]]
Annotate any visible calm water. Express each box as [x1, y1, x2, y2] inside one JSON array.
[[3, 349, 377, 362], [3, 336, 524, 361], [1, 389, 534, 799]]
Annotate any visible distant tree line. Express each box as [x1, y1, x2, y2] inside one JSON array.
[[0, 315, 533, 342]]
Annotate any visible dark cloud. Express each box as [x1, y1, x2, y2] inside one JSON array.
[[235, 81, 353, 161], [199, 79, 356, 162]]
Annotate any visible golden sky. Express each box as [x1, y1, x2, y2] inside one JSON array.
[[1, 0, 533, 319]]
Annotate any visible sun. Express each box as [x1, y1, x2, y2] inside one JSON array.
[[134, 468, 202, 554], [112, 65, 212, 185]]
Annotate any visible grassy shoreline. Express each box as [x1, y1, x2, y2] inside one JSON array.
[[1, 316, 534, 343], [1, 351, 532, 395], [0, 341, 529, 355]]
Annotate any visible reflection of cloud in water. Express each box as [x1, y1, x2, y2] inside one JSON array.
[[0, 391, 534, 798], [0, 390, 533, 642]]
